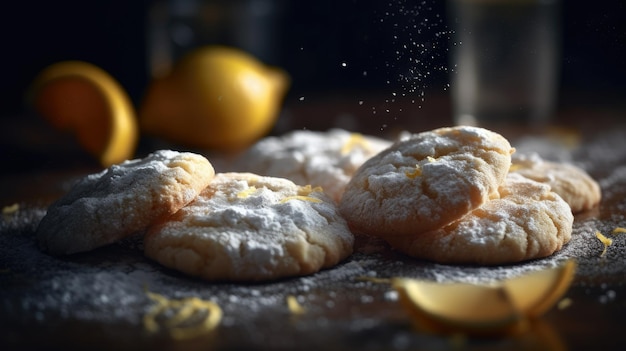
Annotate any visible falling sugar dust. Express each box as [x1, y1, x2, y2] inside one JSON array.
[[364, 0, 452, 131]]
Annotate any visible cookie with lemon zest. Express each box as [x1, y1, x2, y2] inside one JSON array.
[[233, 129, 392, 202], [36, 150, 215, 255], [144, 172, 354, 281], [340, 126, 514, 237]]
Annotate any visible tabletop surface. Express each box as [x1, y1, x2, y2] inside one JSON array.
[[1, 96, 626, 351]]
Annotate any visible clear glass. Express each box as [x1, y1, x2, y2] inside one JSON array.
[[448, 0, 561, 129]]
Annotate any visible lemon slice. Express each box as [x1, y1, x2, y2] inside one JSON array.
[[139, 45, 289, 151], [392, 260, 576, 335], [393, 279, 523, 334], [29, 61, 138, 167], [503, 260, 576, 318]]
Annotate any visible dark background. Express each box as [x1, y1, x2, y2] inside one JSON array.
[[1, 0, 625, 121]]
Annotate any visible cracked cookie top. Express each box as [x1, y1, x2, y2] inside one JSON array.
[[143, 172, 354, 282], [339, 126, 514, 237], [36, 150, 215, 255], [386, 173, 574, 265]]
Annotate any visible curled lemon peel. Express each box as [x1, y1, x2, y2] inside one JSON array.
[[612, 227, 626, 235], [143, 291, 222, 340], [405, 165, 422, 179], [595, 231, 612, 257]]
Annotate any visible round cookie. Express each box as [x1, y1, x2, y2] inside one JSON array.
[[386, 173, 574, 265], [233, 128, 392, 202], [36, 150, 215, 255], [143, 172, 354, 282], [510, 152, 601, 213], [339, 126, 514, 237]]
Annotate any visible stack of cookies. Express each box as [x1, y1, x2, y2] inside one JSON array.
[[36, 126, 601, 281]]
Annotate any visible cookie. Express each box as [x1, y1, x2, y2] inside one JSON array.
[[386, 173, 574, 265], [36, 150, 215, 255], [510, 153, 601, 213], [143, 172, 354, 282], [233, 128, 392, 202], [339, 126, 514, 237]]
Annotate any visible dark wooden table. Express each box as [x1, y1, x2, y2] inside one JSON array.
[[2, 93, 626, 351]]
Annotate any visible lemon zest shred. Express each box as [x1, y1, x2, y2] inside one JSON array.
[[143, 291, 222, 340], [426, 156, 437, 163], [2, 203, 19, 215], [298, 184, 324, 196], [287, 295, 306, 315], [595, 231, 612, 257], [236, 186, 258, 199], [405, 165, 422, 179], [612, 227, 626, 235], [340, 133, 372, 155]]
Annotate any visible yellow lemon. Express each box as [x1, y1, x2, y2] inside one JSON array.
[[392, 260, 576, 335], [139, 46, 290, 151], [29, 61, 139, 167], [503, 260, 576, 318]]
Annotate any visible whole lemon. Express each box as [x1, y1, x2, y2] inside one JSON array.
[[139, 46, 290, 151]]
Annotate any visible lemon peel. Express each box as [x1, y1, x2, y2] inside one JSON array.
[[392, 260, 576, 335], [143, 291, 222, 340], [29, 61, 138, 167], [595, 231, 612, 257]]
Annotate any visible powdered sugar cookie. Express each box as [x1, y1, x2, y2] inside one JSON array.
[[386, 173, 574, 265], [339, 126, 514, 237], [37, 150, 215, 255], [144, 172, 354, 282], [233, 128, 392, 202], [510, 152, 601, 213]]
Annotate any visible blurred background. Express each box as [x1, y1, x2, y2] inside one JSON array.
[[0, 0, 625, 159]]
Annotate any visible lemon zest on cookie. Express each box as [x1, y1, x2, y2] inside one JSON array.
[[297, 184, 324, 195], [143, 291, 222, 340], [612, 227, 626, 235], [236, 186, 258, 199], [341, 133, 372, 155], [405, 165, 422, 179], [287, 295, 306, 315], [426, 156, 437, 163], [595, 231, 612, 257]]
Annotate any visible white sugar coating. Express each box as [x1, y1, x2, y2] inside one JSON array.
[[144, 172, 354, 281], [340, 126, 514, 237], [387, 173, 573, 265], [233, 128, 393, 202], [36, 150, 215, 255], [511, 152, 602, 213]]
